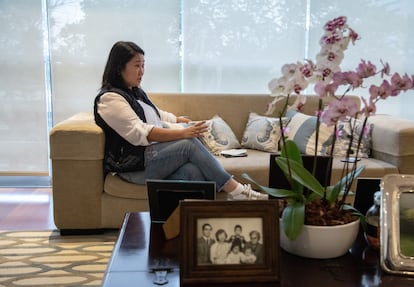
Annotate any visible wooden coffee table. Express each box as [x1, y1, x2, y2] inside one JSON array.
[[102, 212, 413, 287]]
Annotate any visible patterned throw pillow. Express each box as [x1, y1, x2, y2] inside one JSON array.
[[199, 115, 241, 155], [241, 112, 285, 152], [285, 111, 334, 156], [332, 118, 373, 158]]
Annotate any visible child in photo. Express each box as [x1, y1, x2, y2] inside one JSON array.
[[240, 246, 257, 264], [227, 224, 246, 251], [224, 241, 243, 264]]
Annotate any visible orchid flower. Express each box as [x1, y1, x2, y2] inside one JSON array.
[[251, 15, 414, 241]]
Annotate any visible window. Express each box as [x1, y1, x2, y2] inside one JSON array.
[[0, 0, 413, 176]]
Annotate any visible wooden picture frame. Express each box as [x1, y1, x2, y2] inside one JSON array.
[[180, 200, 279, 287]]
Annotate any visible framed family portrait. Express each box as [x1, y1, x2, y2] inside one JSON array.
[[179, 200, 279, 287]]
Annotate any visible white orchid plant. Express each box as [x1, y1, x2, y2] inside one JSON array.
[[243, 16, 414, 240]]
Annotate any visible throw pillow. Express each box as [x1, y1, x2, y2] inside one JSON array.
[[286, 111, 334, 156], [199, 115, 241, 155], [332, 118, 373, 158], [241, 112, 285, 153]]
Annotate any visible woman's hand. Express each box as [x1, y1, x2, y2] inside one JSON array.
[[147, 120, 209, 142], [176, 116, 191, 123], [183, 121, 209, 138]]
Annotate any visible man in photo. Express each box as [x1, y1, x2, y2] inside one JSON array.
[[197, 223, 215, 265]]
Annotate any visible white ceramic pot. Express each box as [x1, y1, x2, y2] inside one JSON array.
[[279, 219, 360, 259]]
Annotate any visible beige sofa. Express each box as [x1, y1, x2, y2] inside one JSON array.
[[49, 93, 414, 233]]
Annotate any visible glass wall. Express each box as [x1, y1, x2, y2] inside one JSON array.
[[0, 1, 48, 174], [48, 0, 181, 124], [0, 0, 413, 176], [307, 0, 414, 120], [182, 0, 308, 93]]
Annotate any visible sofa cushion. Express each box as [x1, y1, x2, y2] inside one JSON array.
[[241, 112, 285, 153], [217, 149, 272, 186], [117, 170, 147, 185], [286, 111, 334, 156], [104, 173, 148, 200], [199, 115, 241, 155], [333, 118, 373, 158]]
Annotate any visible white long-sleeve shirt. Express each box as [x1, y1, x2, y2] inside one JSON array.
[[96, 92, 177, 146]]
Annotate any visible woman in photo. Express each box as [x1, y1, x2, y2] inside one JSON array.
[[210, 229, 231, 264]]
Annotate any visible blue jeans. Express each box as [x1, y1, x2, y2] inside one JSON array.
[[144, 139, 231, 191]]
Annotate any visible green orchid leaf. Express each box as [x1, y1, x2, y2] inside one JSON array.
[[241, 173, 301, 200], [281, 202, 305, 240], [281, 139, 302, 163], [327, 165, 365, 204], [278, 140, 304, 194], [324, 186, 335, 202], [306, 191, 323, 203], [342, 204, 364, 217], [276, 157, 325, 197], [342, 204, 366, 231]]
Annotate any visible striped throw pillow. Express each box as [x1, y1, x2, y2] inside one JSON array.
[[285, 111, 334, 156]]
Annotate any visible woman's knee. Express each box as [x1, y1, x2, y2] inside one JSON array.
[[167, 163, 205, 181]]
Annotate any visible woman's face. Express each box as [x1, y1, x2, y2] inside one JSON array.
[[121, 53, 145, 88], [218, 232, 226, 242]]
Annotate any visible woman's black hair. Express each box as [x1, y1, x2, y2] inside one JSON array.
[[101, 41, 145, 90]]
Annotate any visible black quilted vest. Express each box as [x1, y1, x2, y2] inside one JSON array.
[[93, 87, 160, 174]]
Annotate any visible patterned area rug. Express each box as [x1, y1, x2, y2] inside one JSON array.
[[0, 230, 117, 287]]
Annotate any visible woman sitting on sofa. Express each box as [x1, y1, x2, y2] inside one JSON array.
[[93, 41, 268, 200]]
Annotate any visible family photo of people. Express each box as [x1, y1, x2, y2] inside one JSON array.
[[196, 217, 264, 266]]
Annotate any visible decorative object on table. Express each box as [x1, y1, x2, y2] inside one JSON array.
[[179, 200, 279, 286], [152, 269, 169, 285], [364, 191, 381, 250], [268, 153, 360, 258], [380, 174, 414, 276], [353, 177, 382, 215], [280, 217, 360, 259], [243, 16, 414, 259]]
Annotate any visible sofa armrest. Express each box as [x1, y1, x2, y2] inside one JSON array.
[[368, 114, 414, 174], [50, 112, 105, 230], [50, 112, 104, 160]]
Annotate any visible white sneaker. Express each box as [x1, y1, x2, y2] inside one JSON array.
[[230, 184, 269, 200]]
